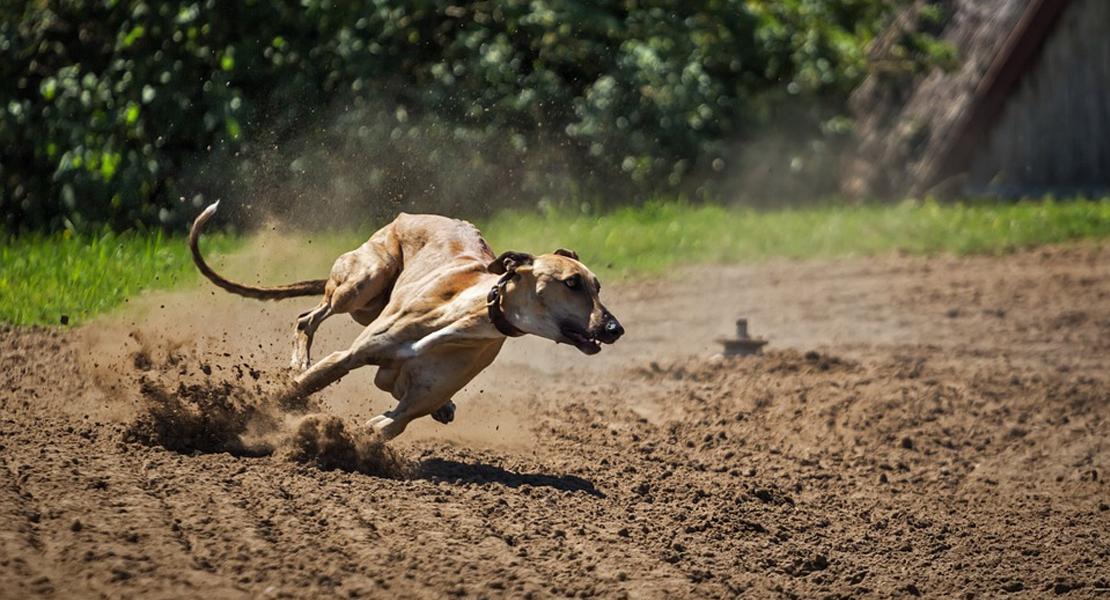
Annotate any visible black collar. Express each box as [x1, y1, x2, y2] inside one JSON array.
[[486, 272, 526, 337]]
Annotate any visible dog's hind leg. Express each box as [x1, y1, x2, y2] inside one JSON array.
[[292, 301, 333, 370], [288, 217, 401, 369]]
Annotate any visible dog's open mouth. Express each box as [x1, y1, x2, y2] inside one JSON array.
[[562, 327, 602, 355]]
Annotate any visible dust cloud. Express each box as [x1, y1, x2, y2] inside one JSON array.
[[71, 228, 539, 468], [181, 93, 588, 234], [95, 297, 407, 478]]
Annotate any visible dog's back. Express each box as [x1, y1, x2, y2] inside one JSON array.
[[381, 213, 498, 299], [391, 213, 496, 272], [191, 204, 515, 373]]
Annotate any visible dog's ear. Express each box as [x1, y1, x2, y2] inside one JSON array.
[[488, 251, 534, 275], [553, 248, 579, 261]]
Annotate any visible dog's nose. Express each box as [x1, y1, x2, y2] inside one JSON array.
[[602, 312, 624, 342]]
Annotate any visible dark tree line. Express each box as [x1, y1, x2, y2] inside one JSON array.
[[1, 0, 948, 233]]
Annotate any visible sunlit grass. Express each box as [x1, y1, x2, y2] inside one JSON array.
[[0, 229, 237, 326], [479, 197, 1110, 280], [2, 197, 1107, 326]]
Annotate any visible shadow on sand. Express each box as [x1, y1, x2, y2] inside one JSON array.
[[415, 457, 605, 497]]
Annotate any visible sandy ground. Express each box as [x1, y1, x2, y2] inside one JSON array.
[[1, 241, 1109, 599]]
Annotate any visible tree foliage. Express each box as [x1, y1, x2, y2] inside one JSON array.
[[1, 0, 941, 233]]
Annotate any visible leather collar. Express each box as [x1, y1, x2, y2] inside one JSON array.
[[486, 271, 526, 337]]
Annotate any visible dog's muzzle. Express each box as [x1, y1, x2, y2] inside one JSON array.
[[597, 311, 624, 344], [564, 311, 624, 355]]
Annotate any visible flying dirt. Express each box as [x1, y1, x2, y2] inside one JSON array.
[[1, 242, 1108, 599]]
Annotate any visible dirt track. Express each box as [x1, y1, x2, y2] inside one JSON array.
[[2, 242, 1109, 599]]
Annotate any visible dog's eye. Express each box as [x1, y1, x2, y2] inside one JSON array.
[[565, 275, 581, 289]]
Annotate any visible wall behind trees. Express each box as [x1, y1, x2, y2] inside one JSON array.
[[1, 0, 941, 233]]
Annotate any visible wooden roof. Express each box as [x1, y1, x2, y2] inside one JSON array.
[[842, 0, 1071, 198]]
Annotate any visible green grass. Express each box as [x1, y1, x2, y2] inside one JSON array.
[[0, 229, 237, 326], [479, 197, 1110, 279], [2, 197, 1108, 326]]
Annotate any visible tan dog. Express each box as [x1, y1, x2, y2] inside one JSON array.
[[189, 203, 623, 439]]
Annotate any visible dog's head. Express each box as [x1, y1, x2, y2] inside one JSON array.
[[489, 249, 623, 354]]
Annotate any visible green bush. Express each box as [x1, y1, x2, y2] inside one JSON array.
[[1, 0, 939, 233]]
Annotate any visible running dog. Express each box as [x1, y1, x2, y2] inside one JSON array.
[[189, 203, 623, 439]]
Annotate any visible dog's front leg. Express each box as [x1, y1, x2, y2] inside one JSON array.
[[366, 380, 437, 440], [368, 393, 457, 438], [366, 342, 501, 439], [293, 349, 363, 396], [295, 321, 404, 395], [430, 400, 456, 424]]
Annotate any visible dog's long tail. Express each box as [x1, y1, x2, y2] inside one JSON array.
[[189, 202, 327, 300]]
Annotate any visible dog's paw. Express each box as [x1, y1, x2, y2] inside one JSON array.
[[366, 414, 396, 438], [289, 354, 309, 372], [366, 414, 392, 429], [431, 400, 456, 424], [366, 414, 406, 441]]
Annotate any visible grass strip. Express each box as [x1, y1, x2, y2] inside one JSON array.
[[480, 197, 1110, 278], [2, 197, 1107, 326], [0, 229, 236, 326]]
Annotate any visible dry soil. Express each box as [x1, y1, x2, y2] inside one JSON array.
[[1, 242, 1108, 599]]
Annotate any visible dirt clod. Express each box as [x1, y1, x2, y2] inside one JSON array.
[[279, 414, 409, 478]]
